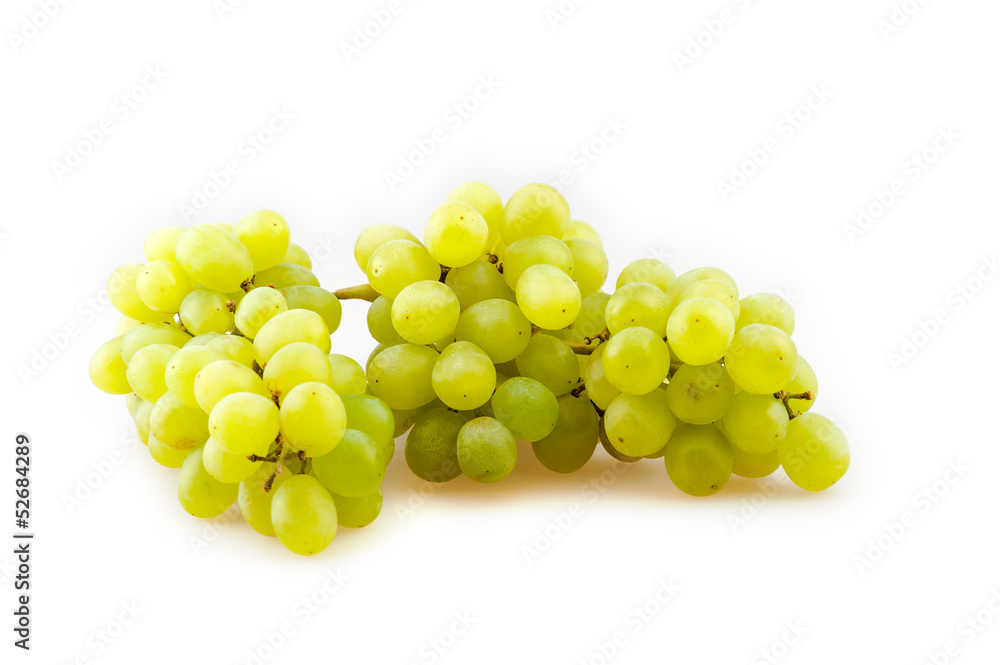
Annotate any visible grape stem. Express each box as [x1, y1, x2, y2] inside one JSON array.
[[485, 253, 499, 265], [583, 328, 610, 345], [333, 283, 380, 302], [773, 391, 816, 420], [240, 278, 254, 293], [570, 384, 587, 398], [226, 299, 237, 313], [563, 340, 599, 355]]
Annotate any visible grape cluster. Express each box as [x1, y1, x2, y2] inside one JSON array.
[[89, 212, 394, 556]]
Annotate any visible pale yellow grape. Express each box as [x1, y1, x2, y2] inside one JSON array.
[[202, 436, 262, 484], [280, 286, 342, 334], [90, 337, 131, 394], [126, 343, 178, 402], [281, 242, 312, 270], [785, 356, 818, 414], [604, 389, 678, 457], [665, 267, 739, 307], [215, 222, 234, 232], [514, 334, 580, 397], [565, 292, 610, 346], [177, 447, 238, 518], [205, 334, 255, 367], [502, 235, 574, 290], [125, 392, 138, 417], [254, 263, 320, 289], [446, 181, 503, 247], [424, 201, 490, 268], [722, 392, 788, 454], [367, 296, 404, 345], [501, 183, 570, 244], [444, 259, 514, 309], [366, 239, 441, 299], [728, 437, 781, 479], [271, 474, 337, 555], [431, 341, 496, 410], [179, 289, 235, 335], [328, 354, 367, 396], [601, 327, 671, 395], [164, 345, 224, 407], [562, 220, 602, 247], [454, 299, 532, 363], [235, 286, 287, 338], [582, 344, 621, 410], [777, 413, 850, 491], [680, 279, 740, 321], [665, 362, 735, 425], [175, 225, 255, 293], [736, 293, 795, 335], [144, 226, 184, 263], [233, 210, 290, 272], [724, 323, 798, 394], [516, 264, 581, 330], [253, 309, 331, 365], [663, 424, 733, 496], [115, 316, 143, 336], [135, 260, 195, 314], [367, 344, 439, 410], [238, 462, 289, 536], [120, 322, 191, 362], [666, 298, 735, 365], [184, 332, 221, 346], [616, 259, 675, 292], [209, 392, 280, 456], [193, 360, 269, 413], [391, 281, 460, 345], [354, 224, 420, 272], [330, 488, 383, 529], [107, 264, 174, 322], [565, 239, 608, 295], [132, 399, 154, 444], [150, 392, 210, 451], [147, 432, 191, 469], [605, 282, 670, 335], [262, 342, 334, 404], [279, 382, 347, 457]]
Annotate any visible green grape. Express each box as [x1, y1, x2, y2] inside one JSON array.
[[736, 293, 795, 335], [562, 219, 602, 247], [665, 363, 735, 425], [367, 344, 439, 410], [164, 345, 224, 407], [178, 289, 234, 336], [679, 279, 740, 321], [90, 337, 131, 394], [564, 292, 610, 346], [177, 447, 238, 518], [444, 259, 514, 309], [328, 354, 367, 396], [233, 210, 290, 272], [354, 223, 420, 273], [330, 487, 383, 528], [312, 429, 386, 497], [721, 392, 788, 454], [604, 389, 677, 457], [565, 239, 608, 295], [777, 413, 850, 491], [202, 436, 262, 483], [209, 392, 280, 456], [367, 296, 404, 345], [502, 235, 574, 290], [602, 327, 671, 395], [457, 417, 518, 483], [193, 360, 269, 413], [133, 398, 154, 444], [151, 392, 210, 451], [446, 181, 503, 247], [279, 382, 346, 457], [532, 394, 599, 473], [144, 226, 184, 263], [120, 322, 190, 363], [136, 260, 195, 313], [126, 343, 179, 402], [454, 299, 531, 364], [184, 332, 221, 346], [238, 462, 290, 536], [729, 442, 781, 479], [663, 424, 733, 497], [391, 281, 461, 345], [724, 323, 798, 394], [205, 334, 255, 367], [424, 201, 490, 267], [606, 282, 670, 336], [582, 344, 622, 410], [254, 263, 320, 289], [666, 298, 735, 365], [516, 264, 581, 330], [125, 392, 138, 417], [342, 394, 395, 458], [235, 287, 287, 338], [281, 286, 342, 334], [785, 356, 818, 414], [175, 225, 254, 293], [262, 342, 334, 404], [405, 408, 467, 482], [147, 431, 192, 469], [616, 258, 675, 292], [281, 242, 312, 269], [107, 263, 175, 323], [253, 309, 331, 365], [515, 334, 580, 397], [599, 418, 642, 463], [215, 222, 234, 232], [271, 474, 337, 556], [501, 183, 570, 244], [392, 404, 425, 438], [492, 377, 559, 442], [431, 341, 496, 410], [367, 239, 441, 299], [115, 315, 143, 336], [665, 267, 739, 308]]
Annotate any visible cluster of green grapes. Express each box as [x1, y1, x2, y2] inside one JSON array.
[[355, 182, 849, 495], [89, 212, 396, 556]]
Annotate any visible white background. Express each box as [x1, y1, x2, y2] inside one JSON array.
[[3, 1, 999, 663]]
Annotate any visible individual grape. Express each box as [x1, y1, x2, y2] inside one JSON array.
[[424, 201, 490, 267], [721, 392, 789, 454], [330, 488, 383, 528], [446, 181, 503, 247], [253, 309, 331, 365], [431, 341, 496, 410], [279, 382, 347, 457], [147, 431, 192, 469], [184, 332, 221, 346], [136, 260, 195, 313], [665, 363, 735, 425], [235, 287, 287, 338], [564, 292, 611, 347], [238, 462, 290, 537], [262, 342, 334, 403], [281, 242, 312, 269], [679, 279, 740, 321], [391, 281, 460, 345], [367, 344, 439, 410], [209, 392, 280, 456], [454, 299, 532, 363], [582, 344, 622, 410], [125, 392, 138, 418], [392, 404, 425, 438], [328, 354, 367, 396], [666, 298, 735, 365], [405, 408, 467, 482], [354, 223, 420, 272], [565, 239, 608, 296], [736, 293, 795, 335], [271, 474, 337, 555], [663, 424, 733, 497], [616, 258, 675, 292], [151, 392, 210, 451], [179, 289, 235, 336], [602, 327, 671, 395], [562, 219, 602, 247], [730, 443, 781, 479], [205, 334, 255, 367], [107, 264, 175, 323], [665, 267, 739, 308], [193, 360, 269, 413], [724, 323, 799, 394], [120, 322, 191, 363], [254, 263, 321, 290], [202, 436, 262, 484], [516, 264, 582, 330], [115, 316, 143, 336], [502, 235, 574, 290], [606, 282, 670, 336], [367, 296, 404, 345], [233, 210, 290, 272], [604, 389, 677, 457], [164, 345, 224, 407], [785, 356, 818, 414], [599, 419, 642, 463], [281, 286, 342, 334], [177, 447, 238, 518], [501, 183, 570, 244], [491, 377, 559, 442], [366, 239, 440, 299], [90, 337, 131, 394], [532, 394, 599, 473], [457, 417, 518, 483], [444, 259, 514, 309], [133, 398, 154, 444], [144, 226, 184, 263], [342, 394, 395, 458], [125, 343, 178, 402], [515, 334, 580, 397], [174, 225, 254, 293], [312, 429, 386, 497], [777, 413, 850, 491]]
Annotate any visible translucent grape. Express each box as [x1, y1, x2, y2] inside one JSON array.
[[177, 447, 238, 518], [565, 239, 608, 295], [721, 392, 789, 454], [391, 281, 460, 345], [281, 242, 312, 269], [107, 264, 174, 323], [120, 322, 190, 362], [233, 209, 290, 272], [785, 356, 818, 414], [90, 337, 131, 394], [724, 323, 799, 394], [778, 413, 850, 491], [175, 225, 254, 293], [262, 342, 333, 404], [502, 235, 574, 290], [281, 286, 342, 334], [679, 279, 740, 321], [205, 334, 255, 367], [279, 382, 347, 457], [457, 417, 518, 483], [136, 260, 195, 313], [367, 239, 440, 299], [271, 474, 337, 555], [342, 394, 395, 457], [328, 354, 367, 396], [604, 389, 677, 457], [564, 292, 610, 347], [516, 264, 581, 330], [406, 408, 467, 482], [253, 309, 331, 365], [491, 377, 559, 442], [392, 404, 425, 438], [209, 392, 280, 456], [431, 341, 496, 410], [147, 431, 192, 469], [562, 219, 602, 247], [532, 394, 599, 473], [602, 327, 671, 395], [454, 299, 531, 364], [666, 298, 735, 365], [582, 344, 622, 410], [606, 282, 670, 336], [237, 462, 288, 536], [354, 223, 420, 272], [132, 398, 154, 444], [179, 289, 235, 335], [736, 293, 795, 335], [312, 429, 386, 497], [424, 201, 490, 268], [367, 296, 404, 345], [616, 258, 675, 292], [367, 344, 439, 410], [202, 436, 262, 483], [150, 392, 210, 451], [663, 424, 733, 497], [254, 263, 320, 290], [144, 226, 184, 263], [164, 345, 224, 407], [665, 363, 735, 425], [126, 343, 179, 402], [515, 334, 580, 397], [501, 183, 570, 244], [446, 181, 503, 247], [115, 316, 143, 336], [193, 360, 269, 413], [665, 267, 739, 308], [444, 259, 514, 309], [235, 287, 287, 338], [185, 332, 221, 346], [599, 419, 642, 463], [730, 443, 781, 479], [330, 488, 383, 528]]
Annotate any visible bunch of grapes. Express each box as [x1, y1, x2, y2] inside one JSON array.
[[89, 211, 394, 556]]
